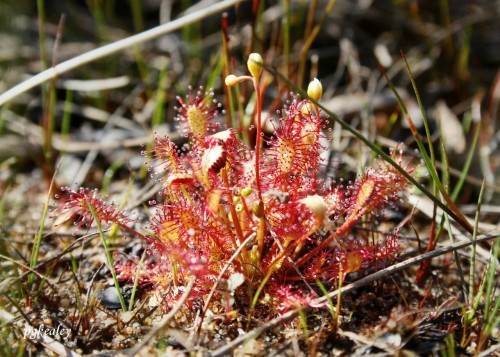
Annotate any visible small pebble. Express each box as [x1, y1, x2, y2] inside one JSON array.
[[100, 287, 128, 309], [60, 298, 70, 309]]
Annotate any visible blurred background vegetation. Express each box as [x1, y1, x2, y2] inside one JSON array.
[[1, 0, 499, 202]]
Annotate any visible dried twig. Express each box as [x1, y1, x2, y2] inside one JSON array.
[[125, 276, 196, 356]]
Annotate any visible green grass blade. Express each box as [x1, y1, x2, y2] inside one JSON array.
[[152, 63, 168, 128], [483, 198, 500, 321], [101, 158, 125, 195], [60, 90, 73, 143], [87, 202, 127, 311], [444, 214, 468, 301], [451, 124, 480, 201], [28, 168, 58, 288], [401, 52, 436, 167], [282, 0, 290, 79], [297, 308, 310, 339], [468, 178, 485, 300], [129, 0, 144, 33], [316, 280, 336, 320], [129, 248, 147, 311]]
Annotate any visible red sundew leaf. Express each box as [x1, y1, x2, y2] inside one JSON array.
[[324, 188, 343, 217], [264, 197, 316, 245], [175, 87, 220, 140], [262, 98, 327, 194], [276, 137, 296, 174], [336, 156, 412, 237], [345, 251, 363, 273], [206, 189, 223, 214], [143, 135, 190, 185], [165, 172, 194, 189], [54, 187, 132, 233], [194, 129, 251, 188], [336, 178, 375, 236], [149, 196, 233, 262], [210, 129, 236, 143]]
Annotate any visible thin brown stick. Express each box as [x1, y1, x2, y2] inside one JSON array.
[[0, 253, 59, 292], [196, 233, 257, 338], [125, 276, 196, 356]]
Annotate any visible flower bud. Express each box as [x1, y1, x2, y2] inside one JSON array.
[[247, 53, 263, 79], [307, 78, 322, 102], [240, 187, 252, 197], [225, 74, 242, 86]]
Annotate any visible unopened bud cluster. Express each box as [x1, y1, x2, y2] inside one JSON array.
[[225, 53, 264, 87]]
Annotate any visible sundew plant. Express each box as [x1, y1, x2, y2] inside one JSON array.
[[54, 53, 413, 316]]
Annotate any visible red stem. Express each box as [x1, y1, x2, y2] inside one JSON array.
[[253, 77, 263, 203]]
